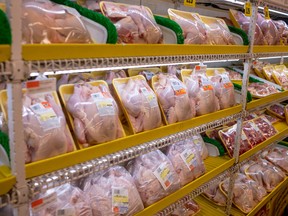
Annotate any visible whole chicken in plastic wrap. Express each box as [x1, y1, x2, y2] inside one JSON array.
[[22, 1, 92, 44], [273, 20, 288, 45], [83, 166, 144, 216], [203, 182, 227, 206], [66, 82, 124, 147], [30, 184, 92, 216], [22, 92, 74, 163], [191, 135, 209, 160], [153, 73, 195, 124], [170, 200, 200, 216], [166, 139, 206, 186], [264, 147, 288, 173], [113, 76, 162, 133], [127, 150, 181, 207], [257, 13, 280, 45], [101, 1, 163, 44]]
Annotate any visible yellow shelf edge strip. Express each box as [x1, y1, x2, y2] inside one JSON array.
[[0, 45, 10, 62]]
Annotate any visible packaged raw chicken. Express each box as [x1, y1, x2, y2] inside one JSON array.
[[247, 82, 280, 98], [166, 139, 206, 186], [56, 73, 97, 89], [127, 150, 181, 207], [191, 135, 209, 160], [152, 73, 195, 124], [272, 65, 288, 90], [273, 20, 288, 45], [170, 200, 200, 216], [84, 0, 101, 12], [206, 126, 225, 142], [225, 69, 242, 81], [62, 82, 125, 147], [30, 183, 92, 216], [113, 75, 162, 133], [168, 9, 209, 44], [267, 103, 285, 119], [100, 1, 163, 44], [220, 173, 267, 213], [245, 159, 286, 192], [203, 182, 227, 206], [286, 104, 288, 124], [261, 65, 275, 82], [83, 166, 144, 215], [242, 121, 266, 147], [22, 1, 92, 44], [253, 116, 277, 139], [264, 147, 288, 173]]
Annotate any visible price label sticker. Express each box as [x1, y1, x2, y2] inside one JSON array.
[[31, 192, 57, 212], [153, 163, 173, 190], [180, 149, 198, 171], [264, 6, 270, 19], [56, 208, 76, 216], [201, 76, 213, 91], [91, 93, 116, 116], [184, 0, 196, 7], [244, 2, 252, 17], [112, 187, 129, 214], [140, 87, 158, 108], [26, 78, 56, 94], [194, 65, 207, 74], [171, 79, 187, 96]]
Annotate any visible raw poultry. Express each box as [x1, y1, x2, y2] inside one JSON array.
[[247, 82, 280, 98], [203, 183, 227, 206], [273, 20, 288, 44], [191, 135, 209, 160], [265, 147, 288, 173], [170, 200, 200, 216]]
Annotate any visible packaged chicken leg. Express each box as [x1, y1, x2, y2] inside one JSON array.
[[30, 183, 92, 216], [152, 73, 195, 124], [253, 116, 277, 139], [127, 150, 181, 207], [263, 146, 288, 173], [272, 65, 288, 90], [170, 200, 201, 216], [100, 1, 163, 44], [113, 75, 162, 133], [203, 182, 227, 206], [83, 166, 144, 216]]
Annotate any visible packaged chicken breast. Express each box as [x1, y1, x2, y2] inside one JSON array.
[[253, 116, 277, 139], [247, 82, 280, 98], [170, 200, 200, 216], [100, 1, 163, 44], [263, 146, 288, 173], [203, 182, 227, 206], [272, 65, 288, 90], [242, 121, 266, 147], [152, 73, 195, 124], [59, 81, 125, 148], [191, 135, 209, 160], [83, 166, 144, 216], [113, 75, 162, 133], [127, 150, 181, 207], [267, 103, 285, 119], [274, 20, 288, 45], [22, 0, 92, 44], [30, 183, 92, 216]]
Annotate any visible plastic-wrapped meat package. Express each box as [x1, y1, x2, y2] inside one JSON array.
[[242, 121, 266, 147], [267, 103, 285, 119], [83, 166, 144, 216], [273, 20, 288, 45], [127, 150, 181, 207], [264, 147, 288, 173], [203, 182, 227, 206], [206, 127, 225, 142], [113, 76, 162, 133], [221, 173, 267, 213], [101, 2, 163, 44], [170, 200, 200, 216], [138, 70, 155, 82], [66, 83, 124, 146], [30, 184, 92, 216], [272, 69, 288, 90], [168, 9, 209, 44], [256, 13, 280, 45], [191, 135, 209, 160], [262, 113, 280, 124], [247, 83, 280, 98], [22, 92, 74, 163], [153, 73, 195, 124], [22, 1, 92, 44], [84, 0, 101, 12], [245, 159, 286, 192], [225, 69, 242, 80], [253, 116, 277, 139], [166, 139, 206, 186], [183, 74, 219, 116], [57, 73, 97, 89]]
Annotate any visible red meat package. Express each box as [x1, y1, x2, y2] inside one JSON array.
[[253, 116, 277, 139], [267, 103, 285, 119], [242, 121, 266, 147], [170, 200, 200, 216]]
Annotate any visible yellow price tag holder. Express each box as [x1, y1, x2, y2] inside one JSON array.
[[184, 0, 196, 8], [244, 2, 252, 17], [264, 6, 270, 19]]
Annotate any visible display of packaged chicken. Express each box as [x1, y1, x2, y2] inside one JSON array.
[[22, 1, 92, 44], [113, 75, 162, 133], [271, 68, 288, 90], [273, 20, 288, 45], [191, 135, 209, 160], [267, 103, 285, 119], [127, 150, 181, 207], [247, 82, 280, 98], [84, 0, 101, 12], [152, 73, 195, 124], [264, 147, 288, 173], [83, 166, 144, 216], [245, 159, 286, 192], [242, 121, 266, 147], [253, 116, 277, 139], [100, 1, 163, 44], [170, 200, 200, 216], [203, 182, 227, 206], [30, 183, 92, 216], [220, 173, 267, 213], [166, 139, 206, 186], [61, 82, 125, 147], [225, 69, 242, 81], [56, 73, 98, 89]]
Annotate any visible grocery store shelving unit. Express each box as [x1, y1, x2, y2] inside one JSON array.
[[2, 0, 288, 215]]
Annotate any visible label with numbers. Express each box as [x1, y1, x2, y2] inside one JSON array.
[[140, 87, 158, 108], [171, 78, 187, 96], [264, 6, 270, 19], [221, 74, 233, 89], [141, 71, 155, 81], [184, 0, 196, 7], [112, 187, 129, 214], [180, 149, 198, 171], [153, 163, 173, 190], [56, 208, 76, 216], [91, 93, 116, 116], [26, 78, 56, 94], [201, 76, 213, 91], [194, 65, 207, 74], [31, 192, 57, 212], [244, 2, 252, 17]]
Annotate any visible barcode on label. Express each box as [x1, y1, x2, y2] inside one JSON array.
[[114, 189, 121, 195], [58, 210, 65, 215], [140, 87, 148, 93], [172, 81, 180, 86], [91, 92, 103, 99], [33, 104, 41, 111]]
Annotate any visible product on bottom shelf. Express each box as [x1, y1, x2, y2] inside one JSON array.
[[247, 82, 280, 98], [263, 147, 288, 173], [253, 116, 278, 139], [267, 103, 285, 119], [220, 173, 267, 213], [100, 1, 163, 44], [22, 1, 92, 44], [152, 73, 195, 124], [83, 166, 144, 216], [203, 182, 227, 206], [242, 121, 266, 147], [170, 200, 201, 216], [166, 138, 206, 186], [30, 183, 92, 216], [127, 150, 181, 207], [113, 75, 162, 133]]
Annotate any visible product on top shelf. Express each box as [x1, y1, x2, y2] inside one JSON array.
[[267, 103, 285, 119], [170, 200, 201, 216], [273, 20, 288, 45], [127, 150, 181, 207], [247, 82, 280, 98], [30, 183, 92, 216], [225, 69, 242, 81], [263, 146, 288, 173], [22, 1, 92, 44], [220, 173, 267, 213], [242, 121, 266, 147], [113, 75, 162, 133], [203, 182, 227, 206], [152, 73, 195, 124], [166, 138, 206, 186], [100, 1, 163, 44], [83, 166, 144, 216], [253, 116, 277, 139], [56, 73, 98, 89], [272, 65, 288, 90]]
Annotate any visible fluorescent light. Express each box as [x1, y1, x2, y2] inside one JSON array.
[[223, 0, 245, 5], [258, 56, 288, 60], [258, 6, 288, 17]]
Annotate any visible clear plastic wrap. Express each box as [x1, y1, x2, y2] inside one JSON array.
[[205, 127, 225, 142], [127, 150, 181, 207], [272, 67, 288, 90], [264, 147, 288, 173], [273, 20, 288, 45], [101, 1, 163, 44], [262, 113, 280, 124], [166, 139, 206, 186], [153, 73, 195, 124], [66, 82, 124, 146], [220, 173, 267, 213], [247, 82, 280, 98], [83, 166, 144, 216], [30, 183, 92, 216], [113, 76, 162, 133], [267, 103, 285, 119], [170, 200, 200, 216], [225, 69, 242, 81], [22, 1, 92, 44], [203, 182, 227, 206], [253, 116, 277, 139], [242, 121, 266, 147], [191, 135, 209, 160]]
